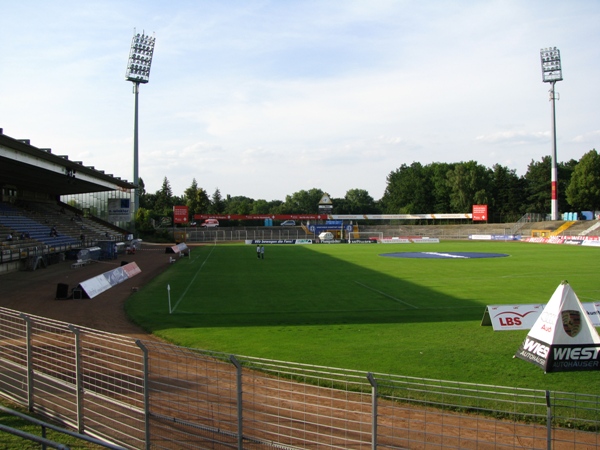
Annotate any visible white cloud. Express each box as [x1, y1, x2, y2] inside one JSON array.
[[572, 130, 600, 145], [1, 0, 600, 201], [475, 131, 550, 146]]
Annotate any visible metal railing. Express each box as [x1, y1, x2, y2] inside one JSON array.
[[510, 213, 547, 235], [0, 307, 598, 449], [183, 226, 514, 243], [185, 228, 311, 242], [0, 405, 127, 449]]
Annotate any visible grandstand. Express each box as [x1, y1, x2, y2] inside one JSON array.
[[357, 217, 600, 240], [0, 129, 134, 274]]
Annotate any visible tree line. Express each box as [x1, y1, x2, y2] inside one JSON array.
[[136, 149, 600, 232]]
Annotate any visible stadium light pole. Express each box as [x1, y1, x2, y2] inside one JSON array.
[[125, 29, 156, 228], [540, 47, 562, 221]]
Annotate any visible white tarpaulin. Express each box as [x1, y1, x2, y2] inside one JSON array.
[[78, 262, 141, 299], [481, 304, 545, 330], [514, 281, 600, 372], [482, 302, 600, 330]]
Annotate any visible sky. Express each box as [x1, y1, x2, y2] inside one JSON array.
[[1, 1, 600, 202]]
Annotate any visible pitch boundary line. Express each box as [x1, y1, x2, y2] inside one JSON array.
[[171, 244, 217, 313], [354, 281, 419, 309], [173, 305, 477, 315]]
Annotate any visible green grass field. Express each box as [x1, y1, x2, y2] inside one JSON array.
[[125, 240, 600, 394], [0, 398, 104, 449]]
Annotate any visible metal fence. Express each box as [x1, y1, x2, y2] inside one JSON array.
[[182, 226, 504, 243], [0, 307, 598, 449], [179, 221, 572, 243], [185, 228, 312, 243]]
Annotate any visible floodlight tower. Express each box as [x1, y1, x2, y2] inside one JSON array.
[[125, 29, 156, 225], [540, 47, 562, 221]]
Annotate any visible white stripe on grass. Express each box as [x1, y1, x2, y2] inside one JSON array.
[[354, 281, 419, 309], [171, 244, 217, 313], [578, 295, 600, 301]]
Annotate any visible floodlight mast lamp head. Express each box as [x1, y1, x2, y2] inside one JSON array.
[[126, 29, 156, 84], [540, 47, 563, 83]]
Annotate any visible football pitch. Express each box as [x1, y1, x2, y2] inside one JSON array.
[[125, 240, 600, 393]]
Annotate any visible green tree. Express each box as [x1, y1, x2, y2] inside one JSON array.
[[446, 161, 491, 213], [183, 178, 199, 212], [281, 189, 324, 214], [184, 179, 210, 216], [154, 177, 174, 217], [524, 157, 550, 213], [343, 189, 379, 214], [381, 162, 432, 213], [210, 188, 225, 214], [489, 164, 526, 221], [137, 177, 147, 202], [251, 199, 271, 214], [138, 178, 156, 210], [224, 195, 253, 215], [265, 199, 284, 214], [427, 162, 454, 213], [331, 196, 349, 214], [135, 207, 155, 233], [558, 158, 578, 212], [524, 156, 575, 214], [566, 149, 600, 211]]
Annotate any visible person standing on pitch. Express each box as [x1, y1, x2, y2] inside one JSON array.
[[261, 245, 265, 259], [257, 245, 261, 259]]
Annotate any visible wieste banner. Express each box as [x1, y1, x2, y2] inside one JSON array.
[[514, 282, 600, 372]]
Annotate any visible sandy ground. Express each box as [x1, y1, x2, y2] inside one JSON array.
[[0, 242, 173, 339]]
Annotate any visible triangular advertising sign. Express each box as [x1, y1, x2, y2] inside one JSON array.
[[514, 281, 600, 373], [318, 193, 333, 205]]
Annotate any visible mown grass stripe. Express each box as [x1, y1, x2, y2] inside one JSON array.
[[354, 281, 419, 309]]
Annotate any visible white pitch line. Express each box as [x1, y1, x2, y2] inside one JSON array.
[[578, 295, 600, 301], [171, 244, 217, 313], [354, 281, 419, 309]]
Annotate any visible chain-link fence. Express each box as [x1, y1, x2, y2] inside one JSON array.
[[1, 307, 598, 449]]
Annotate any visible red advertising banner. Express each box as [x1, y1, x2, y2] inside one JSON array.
[[472, 204, 488, 222], [173, 205, 189, 224], [193, 214, 328, 221]]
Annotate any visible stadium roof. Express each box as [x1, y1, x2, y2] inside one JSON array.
[[0, 129, 135, 196]]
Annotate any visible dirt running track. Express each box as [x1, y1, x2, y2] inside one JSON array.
[[0, 242, 597, 449], [0, 243, 171, 339]]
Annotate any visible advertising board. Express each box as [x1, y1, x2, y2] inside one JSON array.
[[472, 204, 488, 221], [173, 205, 189, 224]]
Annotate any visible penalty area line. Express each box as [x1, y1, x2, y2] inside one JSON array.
[[354, 281, 419, 309], [171, 244, 217, 313]]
